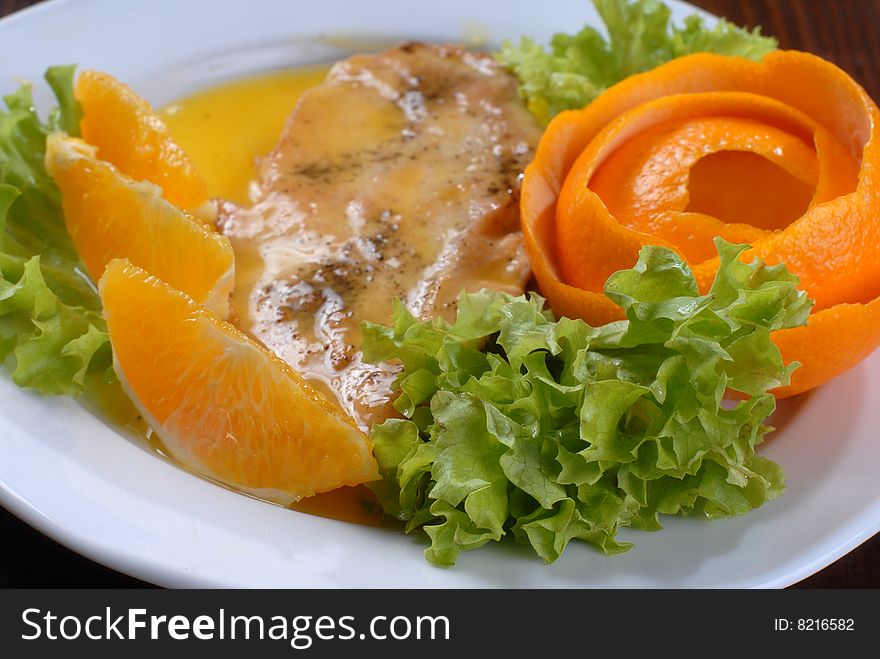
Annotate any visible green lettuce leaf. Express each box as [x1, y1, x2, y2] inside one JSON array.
[[496, 0, 777, 119], [0, 66, 112, 395], [362, 238, 811, 566]]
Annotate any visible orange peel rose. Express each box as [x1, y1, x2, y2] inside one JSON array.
[[521, 50, 880, 397]]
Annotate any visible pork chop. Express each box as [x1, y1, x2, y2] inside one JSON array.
[[218, 42, 542, 429]]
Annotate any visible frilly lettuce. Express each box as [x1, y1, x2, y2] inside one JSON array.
[[362, 239, 811, 566], [0, 66, 112, 395], [497, 0, 778, 119]]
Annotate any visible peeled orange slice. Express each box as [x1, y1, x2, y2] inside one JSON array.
[[45, 133, 234, 316], [99, 258, 379, 504], [76, 69, 209, 213]]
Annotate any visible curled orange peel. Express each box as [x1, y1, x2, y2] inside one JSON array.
[[521, 50, 880, 397]]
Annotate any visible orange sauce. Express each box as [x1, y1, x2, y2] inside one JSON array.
[[153, 68, 384, 527], [159, 68, 329, 204]]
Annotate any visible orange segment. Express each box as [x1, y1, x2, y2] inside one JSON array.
[[45, 133, 234, 316], [99, 259, 379, 504], [521, 50, 880, 396], [76, 69, 208, 213]]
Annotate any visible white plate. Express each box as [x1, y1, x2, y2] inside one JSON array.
[[1, 0, 878, 588]]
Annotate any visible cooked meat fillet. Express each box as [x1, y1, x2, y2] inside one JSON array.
[[218, 42, 542, 429]]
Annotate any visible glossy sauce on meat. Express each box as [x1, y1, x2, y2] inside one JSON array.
[[218, 43, 542, 429]]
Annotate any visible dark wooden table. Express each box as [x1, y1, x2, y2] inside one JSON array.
[[0, 0, 878, 589]]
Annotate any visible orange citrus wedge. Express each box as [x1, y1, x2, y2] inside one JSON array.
[[521, 50, 880, 397], [45, 133, 234, 316], [75, 69, 209, 214], [99, 258, 379, 504]]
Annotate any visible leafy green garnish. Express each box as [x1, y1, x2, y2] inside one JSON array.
[[0, 66, 112, 395], [362, 238, 811, 567], [496, 0, 777, 119]]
